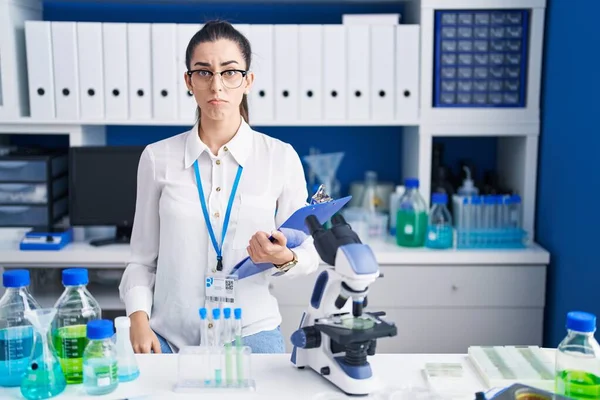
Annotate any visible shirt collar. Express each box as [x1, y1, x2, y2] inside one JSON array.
[[184, 118, 253, 168]]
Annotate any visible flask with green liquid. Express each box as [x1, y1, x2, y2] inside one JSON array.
[[52, 268, 101, 384], [555, 311, 600, 399]]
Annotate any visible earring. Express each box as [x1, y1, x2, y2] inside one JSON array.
[[188, 90, 193, 95]]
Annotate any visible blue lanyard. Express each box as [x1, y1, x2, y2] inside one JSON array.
[[193, 160, 243, 272]]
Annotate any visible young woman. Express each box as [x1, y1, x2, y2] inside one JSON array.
[[118, 20, 320, 354]]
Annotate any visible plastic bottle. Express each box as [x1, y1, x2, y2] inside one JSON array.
[[0, 270, 40, 387], [388, 185, 405, 236], [457, 166, 479, 196], [396, 178, 428, 248], [52, 268, 101, 384], [83, 319, 118, 395], [425, 193, 453, 249], [555, 311, 600, 399], [113, 317, 139, 382], [359, 171, 380, 213]]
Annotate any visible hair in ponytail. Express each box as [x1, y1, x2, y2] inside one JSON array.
[[185, 20, 252, 124]]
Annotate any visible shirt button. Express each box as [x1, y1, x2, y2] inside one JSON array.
[[224, 146, 229, 152], [216, 160, 221, 165], [208, 322, 214, 329], [214, 212, 220, 218], [216, 187, 221, 192]]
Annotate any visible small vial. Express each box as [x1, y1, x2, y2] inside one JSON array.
[[83, 320, 118, 395], [211, 308, 222, 386], [199, 308, 209, 347]]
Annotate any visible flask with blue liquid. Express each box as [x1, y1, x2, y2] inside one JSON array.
[[425, 193, 453, 249], [0, 269, 40, 387]]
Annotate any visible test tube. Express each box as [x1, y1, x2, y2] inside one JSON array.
[[199, 308, 208, 347], [460, 197, 470, 247], [510, 195, 522, 229], [471, 196, 482, 247], [211, 308, 222, 386], [223, 308, 233, 386], [234, 308, 243, 385]]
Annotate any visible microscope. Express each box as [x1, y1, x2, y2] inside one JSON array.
[[290, 213, 397, 396]]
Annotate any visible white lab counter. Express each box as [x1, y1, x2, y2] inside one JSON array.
[[0, 353, 489, 400]]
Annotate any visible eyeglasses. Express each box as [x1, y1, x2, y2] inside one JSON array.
[[186, 69, 248, 89]]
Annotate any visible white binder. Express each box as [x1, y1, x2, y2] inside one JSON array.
[[25, 21, 55, 120], [323, 25, 346, 121], [102, 23, 128, 120], [299, 25, 323, 121], [77, 22, 104, 120], [51, 22, 79, 120], [346, 25, 370, 120], [176, 23, 201, 122], [152, 23, 177, 121], [127, 23, 152, 120], [248, 24, 274, 123], [371, 25, 395, 122], [274, 25, 299, 122], [395, 25, 420, 122]]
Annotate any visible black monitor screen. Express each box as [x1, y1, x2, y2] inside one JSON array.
[[69, 146, 144, 238]]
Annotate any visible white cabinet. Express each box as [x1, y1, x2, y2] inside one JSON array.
[[271, 263, 546, 354]]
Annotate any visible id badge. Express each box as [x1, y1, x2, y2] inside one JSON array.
[[205, 275, 237, 304]]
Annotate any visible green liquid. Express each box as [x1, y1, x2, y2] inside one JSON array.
[[52, 325, 88, 384], [396, 210, 428, 247], [556, 370, 600, 399]]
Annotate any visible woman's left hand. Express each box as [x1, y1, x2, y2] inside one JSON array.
[[247, 230, 294, 265]]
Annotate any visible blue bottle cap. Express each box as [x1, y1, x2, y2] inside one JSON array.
[[3, 269, 30, 288], [62, 268, 88, 286], [234, 308, 242, 320], [87, 319, 114, 340], [223, 308, 231, 319], [431, 193, 447, 205], [404, 178, 419, 189], [199, 307, 207, 320], [470, 196, 482, 205], [510, 194, 522, 204], [212, 308, 221, 320], [483, 195, 495, 205], [503, 195, 512, 205], [567, 311, 596, 333]]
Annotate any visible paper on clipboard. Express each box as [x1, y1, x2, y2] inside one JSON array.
[[230, 195, 352, 279]]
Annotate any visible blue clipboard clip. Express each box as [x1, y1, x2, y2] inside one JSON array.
[[230, 185, 352, 279]]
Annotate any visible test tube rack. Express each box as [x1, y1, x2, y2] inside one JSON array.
[[452, 194, 528, 249], [468, 346, 555, 392], [173, 345, 255, 393]]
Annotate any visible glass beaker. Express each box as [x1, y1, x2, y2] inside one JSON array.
[[20, 308, 66, 400]]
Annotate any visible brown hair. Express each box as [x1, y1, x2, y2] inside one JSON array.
[[185, 20, 251, 123]]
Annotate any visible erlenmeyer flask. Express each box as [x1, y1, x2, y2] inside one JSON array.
[[21, 308, 66, 400]]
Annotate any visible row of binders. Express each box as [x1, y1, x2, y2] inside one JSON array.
[[24, 21, 420, 123]]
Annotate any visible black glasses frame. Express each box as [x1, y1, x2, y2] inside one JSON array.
[[186, 68, 248, 88]]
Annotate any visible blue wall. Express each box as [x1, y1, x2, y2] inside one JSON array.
[[538, 0, 600, 346], [36, 0, 498, 198]]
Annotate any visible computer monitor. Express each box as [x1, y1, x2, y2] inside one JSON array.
[[69, 146, 145, 247]]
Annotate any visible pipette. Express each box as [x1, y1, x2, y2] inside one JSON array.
[[234, 308, 243, 385], [223, 308, 233, 385], [211, 308, 222, 386]]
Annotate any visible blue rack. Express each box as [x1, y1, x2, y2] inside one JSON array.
[[433, 9, 530, 108]]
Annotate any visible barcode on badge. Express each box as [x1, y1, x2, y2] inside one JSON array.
[[207, 296, 234, 303]]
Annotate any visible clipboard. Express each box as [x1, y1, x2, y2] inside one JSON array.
[[230, 195, 352, 279]]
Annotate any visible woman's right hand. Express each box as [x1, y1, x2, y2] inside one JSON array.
[[130, 311, 161, 354]]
